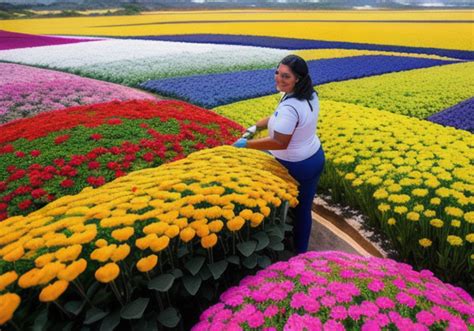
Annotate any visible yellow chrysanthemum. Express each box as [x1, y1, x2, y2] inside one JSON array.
[[90, 245, 117, 262], [57, 259, 87, 282], [111, 227, 135, 242], [95, 263, 120, 283], [54, 244, 82, 262], [35, 253, 55, 268], [3, 246, 24, 262], [39, 280, 69, 302], [136, 254, 158, 273], [418, 238, 432, 248], [179, 227, 196, 243], [208, 220, 224, 233], [95, 239, 108, 248], [451, 220, 461, 228], [227, 216, 245, 232], [465, 212, 474, 224], [0, 271, 18, 292], [430, 219, 444, 228], [111, 244, 131, 262], [164, 225, 180, 238], [150, 236, 170, 252], [0, 293, 21, 325], [387, 218, 396, 225], [465, 234, 474, 243], [407, 212, 420, 222], [201, 234, 218, 249], [447, 235, 463, 246]]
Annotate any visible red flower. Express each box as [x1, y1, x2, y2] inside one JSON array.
[[31, 188, 47, 199], [142, 152, 154, 162], [107, 162, 119, 170], [0, 181, 7, 192], [9, 169, 26, 181], [14, 185, 32, 195], [30, 150, 41, 157], [54, 134, 70, 145], [15, 151, 25, 158], [115, 170, 126, 178], [54, 158, 65, 167], [87, 176, 105, 187], [131, 186, 137, 192], [88, 161, 100, 170], [0, 202, 7, 211], [90, 133, 103, 141], [47, 194, 55, 201], [60, 179, 74, 188], [110, 146, 121, 155], [108, 118, 122, 125], [18, 199, 32, 210], [0, 144, 14, 154], [6, 165, 16, 173], [124, 154, 136, 162], [69, 155, 86, 167]]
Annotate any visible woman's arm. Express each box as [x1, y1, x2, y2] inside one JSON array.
[[247, 131, 292, 150], [255, 117, 270, 130]]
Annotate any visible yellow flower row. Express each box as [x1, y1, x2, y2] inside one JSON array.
[[0, 146, 298, 325]]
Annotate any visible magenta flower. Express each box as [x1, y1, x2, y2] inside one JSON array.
[[368, 279, 385, 292], [375, 297, 395, 310], [323, 319, 345, 331], [396, 292, 417, 308], [416, 310, 435, 326], [284, 313, 323, 331], [329, 306, 348, 320], [264, 305, 279, 318]]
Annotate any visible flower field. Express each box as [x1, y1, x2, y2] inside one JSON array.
[[0, 8, 473, 330]]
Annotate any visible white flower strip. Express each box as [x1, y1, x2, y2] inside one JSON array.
[[0, 38, 289, 69]]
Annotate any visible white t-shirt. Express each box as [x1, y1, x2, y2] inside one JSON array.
[[268, 92, 321, 162]]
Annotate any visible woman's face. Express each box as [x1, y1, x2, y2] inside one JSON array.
[[275, 64, 298, 94]]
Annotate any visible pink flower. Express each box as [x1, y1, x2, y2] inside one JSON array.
[[323, 319, 345, 331], [348, 305, 362, 320], [340, 269, 356, 278], [396, 292, 416, 308], [213, 309, 232, 323], [321, 296, 336, 308], [360, 301, 379, 317], [264, 305, 279, 318], [308, 286, 326, 298], [367, 279, 385, 292], [416, 311, 435, 326], [392, 278, 406, 289], [247, 311, 264, 328], [284, 313, 322, 331], [375, 297, 395, 310], [361, 320, 381, 331], [329, 306, 348, 320]]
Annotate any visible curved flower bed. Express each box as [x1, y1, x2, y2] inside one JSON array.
[[0, 146, 298, 329], [193, 251, 473, 330], [141, 56, 455, 108], [318, 61, 474, 118], [427, 97, 474, 133], [0, 99, 243, 220], [214, 96, 474, 284], [0, 63, 155, 123]]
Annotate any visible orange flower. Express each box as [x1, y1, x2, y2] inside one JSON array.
[[0, 271, 18, 291], [0, 293, 21, 325], [136, 255, 158, 272], [39, 280, 69, 302], [201, 234, 218, 249], [95, 263, 120, 283]]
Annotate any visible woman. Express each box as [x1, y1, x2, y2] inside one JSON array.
[[233, 54, 325, 254]]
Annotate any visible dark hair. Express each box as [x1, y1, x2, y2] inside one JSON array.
[[278, 54, 316, 101]]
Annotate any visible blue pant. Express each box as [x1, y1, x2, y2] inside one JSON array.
[[276, 147, 325, 254]]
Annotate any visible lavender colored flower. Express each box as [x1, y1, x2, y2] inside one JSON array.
[[427, 97, 474, 133]]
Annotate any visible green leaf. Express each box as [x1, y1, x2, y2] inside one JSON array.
[[100, 311, 121, 331], [283, 223, 293, 232], [32, 309, 48, 331], [64, 300, 85, 316], [182, 275, 202, 295], [86, 281, 100, 297], [253, 232, 270, 251], [237, 240, 257, 257], [92, 287, 112, 305], [227, 255, 240, 265], [199, 265, 212, 281], [177, 246, 189, 258], [171, 268, 183, 279], [184, 256, 206, 276], [148, 274, 175, 292], [257, 255, 271, 268], [208, 260, 228, 280], [269, 227, 284, 239], [157, 307, 180, 328], [133, 317, 158, 331], [270, 242, 284, 251], [243, 254, 258, 269], [120, 298, 149, 320], [84, 307, 109, 325]]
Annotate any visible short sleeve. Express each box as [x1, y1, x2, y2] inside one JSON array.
[[272, 105, 299, 135]]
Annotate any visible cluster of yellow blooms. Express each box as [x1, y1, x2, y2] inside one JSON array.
[[0, 146, 298, 325], [214, 94, 474, 270]]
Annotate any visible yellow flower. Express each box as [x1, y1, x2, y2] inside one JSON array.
[[227, 216, 245, 232], [95, 263, 120, 283], [387, 184, 402, 193], [466, 234, 474, 243], [57, 259, 87, 282], [136, 254, 158, 272], [38, 262, 66, 285], [387, 218, 396, 225], [111, 244, 131, 262], [18, 268, 41, 288], [39, 280, 69, 302], [464, 212, 474, 224], [418, 238, 432, 248], [430, 219, 444, 228], [0, 293, 21, 325], [111, 227, 134, 242], [196, 224, 210, 238], [447, 235, 463, 246], [423, 210, 436, 217], [54, 245, 82, 262], [208, 220, 224, 233], [95, 239, 108, 248], [373, 189, 388, 200], [260, 206, 271, 217], [451, 220, 461, 228], [412, 188, 428, 197], [407, 212, 420, 222], [394, 206, 408, 214], [201, 234, 218, 249], [344, 173, 356, 180], [239, 209, 253, 220], [413, 204, 424, 212], [135, 234, 157, 250], [445, 207, 463, 218], [430, 197, 441, 205], [377, 204, 390, 212], [143, 222, 169, 236], [90, 245, 117, 262], [3, 246, 24, 262], [35, 253, 55, 267], [164, 225, 180, 238], [150, 236, 170, 252], [0, 271, 18, 292], [179, 227, 196, 243], [351, 179, 363, 187], [250, 213, 265, 227]]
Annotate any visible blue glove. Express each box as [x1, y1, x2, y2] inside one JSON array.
[[233, 138, 247, 148]]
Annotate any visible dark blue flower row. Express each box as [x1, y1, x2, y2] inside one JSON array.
[[129, 34, 474, 61], [140, 55, 457, 109], [427, 97, 474, 133]]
